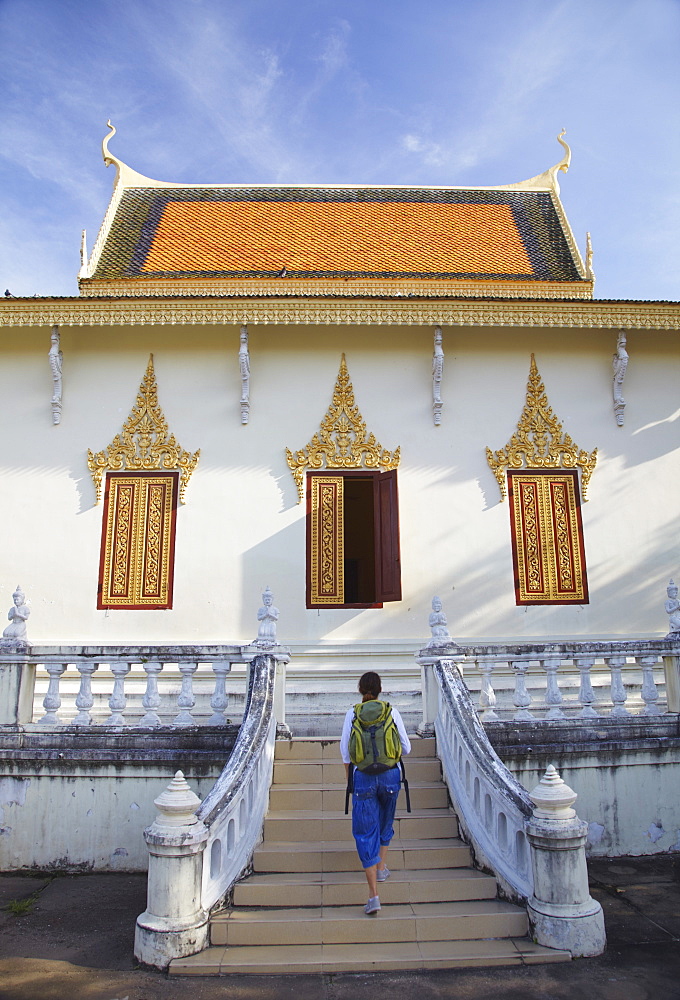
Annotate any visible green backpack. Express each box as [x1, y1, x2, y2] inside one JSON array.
[[349, 700, 402, 774]]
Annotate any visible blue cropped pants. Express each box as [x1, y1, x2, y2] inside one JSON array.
[[351, 766, 401, 869]]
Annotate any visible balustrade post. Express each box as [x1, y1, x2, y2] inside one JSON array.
[[134, 771, 209, 970], [478, 660, 499, 722], [0, 655, 36, 725], [207, 660, 230, 725], [39, 661, 66, 726], [274, 655, 291, 737], [606, 655, 630, 716], [663, 654, 680, 713], [526, 765, 606, 957], [542, 658, 565, 720], [73, 662, 99, 725], [106, 661, 131, 726], [417, 660, 439, 736], [637, 655, 661, 715], [512, 661, 534, 720], [174, 662, 198, 726], [576, 657, 599, 717], [140, 661, 164, 726]]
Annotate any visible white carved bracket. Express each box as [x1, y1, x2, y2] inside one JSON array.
[[612, 331, 628, 426], [239, 325, 250, 424], [49, 325, 63, 425], [432, 326, 444, 425]]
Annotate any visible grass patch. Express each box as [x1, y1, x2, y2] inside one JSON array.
[[4, 896, 36, 916]]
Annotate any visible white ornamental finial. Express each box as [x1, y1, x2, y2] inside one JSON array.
[[529, 764, 577, 820], [152, 770, 202, 828]]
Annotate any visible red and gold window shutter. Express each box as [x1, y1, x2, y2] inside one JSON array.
[[98, 472, 179, 609], [508, 471, 589, 605]]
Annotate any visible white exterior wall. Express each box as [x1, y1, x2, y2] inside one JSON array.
[[1, 321, 678, 647]]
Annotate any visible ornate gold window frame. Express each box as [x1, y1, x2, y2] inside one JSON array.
[[486, 355, 596, 605], [88, 355, 199, 610]]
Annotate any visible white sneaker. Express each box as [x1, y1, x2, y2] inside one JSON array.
[[377, 866, 391, 882], [364, 896, 381, 915]]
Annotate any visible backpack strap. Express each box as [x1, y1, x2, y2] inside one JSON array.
[[344, 763, 354, 815], [399, 759, 411, 813]]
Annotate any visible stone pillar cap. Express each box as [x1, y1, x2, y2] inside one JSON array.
[[153, 770, 201, 827], [529, 764, 577, 820]]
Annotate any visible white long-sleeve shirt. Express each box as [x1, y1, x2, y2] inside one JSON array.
[[340, 702, 411, 764]]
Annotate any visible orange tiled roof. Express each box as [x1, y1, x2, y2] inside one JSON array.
[[90, 186, 585, 284]]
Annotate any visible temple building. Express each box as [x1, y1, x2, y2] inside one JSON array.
[[1, 127, 677, 665]]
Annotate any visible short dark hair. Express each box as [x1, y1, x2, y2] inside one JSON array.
[[358, 671, 382, 698]]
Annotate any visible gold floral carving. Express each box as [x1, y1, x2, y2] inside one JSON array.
[[486, 354, 597, 501], [285, 355, 401, 503], [87, 355, 200, 504]]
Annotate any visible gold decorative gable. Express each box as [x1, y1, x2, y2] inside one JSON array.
[[486, 354, 597, 501], [286, 354, 401, 503], [87, 355, 200, 504]]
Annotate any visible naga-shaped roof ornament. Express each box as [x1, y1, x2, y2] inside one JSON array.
[[500, 130, 571, 196], [285, 355, 400, 503], [87, 354, 200, 505], [101, 120, 170, 189], [486, 354, 597, 501]]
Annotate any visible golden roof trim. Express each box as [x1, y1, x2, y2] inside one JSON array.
[[485, 354, 598, 501], [78, 278, 594, 300], [2, 297, 679, 330]]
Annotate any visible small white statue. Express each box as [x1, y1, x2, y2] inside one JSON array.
[[665, 579, 680, 637], [239, 325, 250, 425], [427, 595, 452, 646], [255, 586, 279, 647], [2, 585, 30, 645], [612, 331, 628, 427], [49, 325, 63, 424]]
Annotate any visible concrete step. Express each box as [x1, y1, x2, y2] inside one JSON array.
[[171, 939, 571, 976], [263, 807, 459, 842], [232, 867, 499, 908], [253, 838, 471, 873], [268, 781, 448, 812], [271, 758, 442, 784], [210, 899, 528, 947], [274, 736, 436, 761]]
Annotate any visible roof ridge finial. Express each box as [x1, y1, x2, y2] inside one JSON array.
[[499, 130, 572, 195], [102, 120, 120, 172]]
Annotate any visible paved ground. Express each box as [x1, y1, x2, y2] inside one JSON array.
[[0, 854, 678, 1000]]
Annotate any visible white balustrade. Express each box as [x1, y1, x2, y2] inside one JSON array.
[[637, 654, 661, 715], [39, 661, 66, 725], [139, 661, 164, 727], [576, 656, 599, 717], [208, 660, 230, 725], [512, 660, 534, 720], [174, 661, 198, 726], [606, 655, 630, 717], [541, 656, 565, 719], [107, 661, 132, 726], [478, 660, 499, 721], [73, 662, 99, 725]]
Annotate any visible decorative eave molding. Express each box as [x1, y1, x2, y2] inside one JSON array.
[[78, 277, 594, 300], [3, 297, 679, 330], [86, 354, 200, 505], [285, 354, 400, 503], [486, 354, 598, 501]]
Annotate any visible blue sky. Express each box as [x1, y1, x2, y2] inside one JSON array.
[[1, 0, 678, 299]]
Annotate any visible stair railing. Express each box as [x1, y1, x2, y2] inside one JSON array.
[[197, 652, 278, 910], [134, 649, 289, 969], [429, 658, 535, 902]]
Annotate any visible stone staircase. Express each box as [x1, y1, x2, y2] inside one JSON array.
[[170, 737, 570, 975]]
